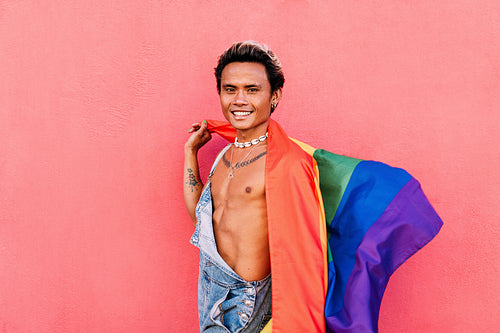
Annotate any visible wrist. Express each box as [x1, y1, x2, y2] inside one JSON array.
[[184, 144, 199, 155]]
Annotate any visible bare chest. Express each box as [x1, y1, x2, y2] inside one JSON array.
[[210, 146, 267, 206]]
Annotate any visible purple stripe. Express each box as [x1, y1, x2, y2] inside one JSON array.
[[326, 177, 443, 333]]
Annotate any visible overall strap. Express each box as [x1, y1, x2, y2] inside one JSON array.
[[209, 144, 232, 177]]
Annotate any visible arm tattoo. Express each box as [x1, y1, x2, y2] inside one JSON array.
[[185, 168, 201, 192]]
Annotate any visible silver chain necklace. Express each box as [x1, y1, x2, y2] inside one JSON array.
[[228, 144, 259, 178]]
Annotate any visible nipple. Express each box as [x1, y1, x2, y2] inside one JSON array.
[[245, 186, 252, 193]]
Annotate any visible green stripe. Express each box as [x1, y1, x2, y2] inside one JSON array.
[[313, 149, 362, 223], [313, 149, 362, 263]]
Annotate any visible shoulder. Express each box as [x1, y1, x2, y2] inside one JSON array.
[[266, 122, 316, 185], [283, 139, 313, 166], [267, 120, 314, 167], [209, 144, 232, 173]]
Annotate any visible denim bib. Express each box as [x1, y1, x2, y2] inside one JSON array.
[[190, 144, 272, 332]]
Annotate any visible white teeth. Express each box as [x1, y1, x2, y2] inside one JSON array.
[[233, 111, 251, 116]]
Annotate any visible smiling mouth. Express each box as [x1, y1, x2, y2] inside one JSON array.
[[231, 111, 252, 117]]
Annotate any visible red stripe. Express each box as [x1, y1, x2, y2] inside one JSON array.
[[266, 120, 326, 332], [207, 119, 326, 332]]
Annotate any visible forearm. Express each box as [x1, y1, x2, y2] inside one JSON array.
[[183, 148, 203, 225]]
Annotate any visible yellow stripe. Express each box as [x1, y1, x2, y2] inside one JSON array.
[[312, 158, 329, 292], [261, 318, 272, 332], [290, 137, 316, 156]]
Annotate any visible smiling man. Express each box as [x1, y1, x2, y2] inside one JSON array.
[[184, 41, 283, 332], [183, 41, 443, 333]]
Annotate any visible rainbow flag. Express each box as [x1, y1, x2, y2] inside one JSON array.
[[206, 119, 443, 333]]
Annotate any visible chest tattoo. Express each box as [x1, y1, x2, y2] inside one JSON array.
[[222, 151, 267, 170]]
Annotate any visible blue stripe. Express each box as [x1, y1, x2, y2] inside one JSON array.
[[324, 160, 412, 316]]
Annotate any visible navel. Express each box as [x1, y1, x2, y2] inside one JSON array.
[[245, 186, 252, 193]]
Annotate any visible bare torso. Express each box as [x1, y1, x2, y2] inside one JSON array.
[[209, 143, 269, 282]]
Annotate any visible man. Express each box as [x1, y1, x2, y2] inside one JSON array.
[[184, 41, 443, 333], [184, 41, 284, 332]]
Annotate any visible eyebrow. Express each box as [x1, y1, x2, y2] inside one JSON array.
[[222, 83, 262, 89]]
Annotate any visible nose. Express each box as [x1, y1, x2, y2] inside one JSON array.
[[232, 90, 248, 106]]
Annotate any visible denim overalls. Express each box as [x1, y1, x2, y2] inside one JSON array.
[[190, 144, 272, 332]]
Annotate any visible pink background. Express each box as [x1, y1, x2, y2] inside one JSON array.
[[1, 1, 499, 332]]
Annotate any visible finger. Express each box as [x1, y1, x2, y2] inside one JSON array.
[[204, 129, 212, 140], [188, 123, 202, 133], [192, 121, 207, 133]]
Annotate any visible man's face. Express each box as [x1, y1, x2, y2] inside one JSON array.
[[219, 62, 281, 136]]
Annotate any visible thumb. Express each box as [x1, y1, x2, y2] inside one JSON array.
[[201, 120, 208, 131]]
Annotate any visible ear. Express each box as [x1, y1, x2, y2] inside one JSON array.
[[271, 88, 282, 105]]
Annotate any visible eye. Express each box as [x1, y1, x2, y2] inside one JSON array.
[[248, 88, 258, 93], [225, 87, 235, 93]]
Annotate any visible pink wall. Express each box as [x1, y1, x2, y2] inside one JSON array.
[[1, 1, 498, 332]]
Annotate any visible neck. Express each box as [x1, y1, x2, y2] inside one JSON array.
[[236, 123, 269, 142]]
